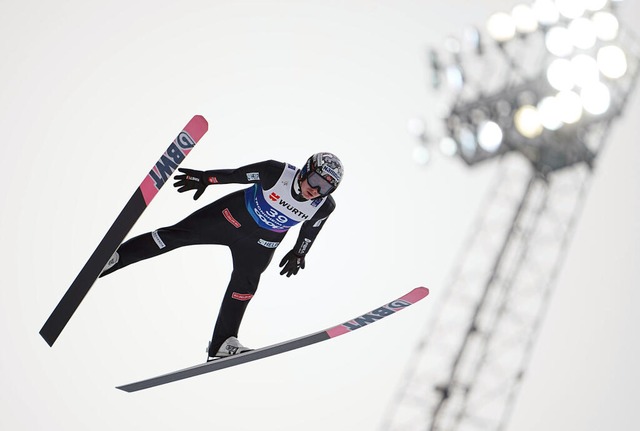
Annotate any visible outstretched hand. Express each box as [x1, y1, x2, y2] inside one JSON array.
[[279, 250, 305, 277], [173, 168, 210, 200]]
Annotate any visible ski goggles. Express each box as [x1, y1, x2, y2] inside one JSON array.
[[307, 171, 336, 196]]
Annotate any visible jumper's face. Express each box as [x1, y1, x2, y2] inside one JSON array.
[[300, 178, 322, 200]]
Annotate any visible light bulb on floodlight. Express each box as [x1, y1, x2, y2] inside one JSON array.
[[537, 96, 564, 130], [446, 65, 464, 90], [463, 27, 481, 53], [556, 90, 583, 124], [512, 4, 538, 34], [571, 54, 600, 88], [547, 58, 574, 91], [487, 12, 516, 42], [439, 137, 458, 156], [581, 82, 611, 115], [545, 26, 574, 57], [477, 121, 503, 152], [413, 145, 430, 165], [598, 45, 628, 79], [459, 127, 478, 158], [514, 105, 543, 138], [556, 0, 585, 19], [568, 18, 596, 50], [532, 0, 559, 26], [592, 12, 619, 41]]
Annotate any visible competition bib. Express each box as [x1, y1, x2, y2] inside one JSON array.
[[244, 164, 325, 232]]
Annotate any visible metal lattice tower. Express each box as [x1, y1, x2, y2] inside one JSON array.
[[381, 2, 640, 430]]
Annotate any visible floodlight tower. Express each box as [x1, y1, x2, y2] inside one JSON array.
[[382, 1, 639, 431]]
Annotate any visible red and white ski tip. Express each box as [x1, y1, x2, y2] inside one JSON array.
[[326, 287, 429, 338], [140, 115, 208, 205]]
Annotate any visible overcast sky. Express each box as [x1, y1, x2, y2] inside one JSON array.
[[1, 1, 639, 430]]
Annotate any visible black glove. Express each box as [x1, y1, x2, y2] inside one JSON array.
[[173, 168, 211, 200], [279, 250, 305, 277]]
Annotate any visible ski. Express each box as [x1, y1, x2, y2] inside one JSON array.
[[117, 286, 429, 392], [40, 115, 209, 347]]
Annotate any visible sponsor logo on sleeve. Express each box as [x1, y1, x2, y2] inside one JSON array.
[[232, 292, 254, 301], [312, 217, 326, 228], [247, 172, 260, 181], [297, 238, 312, 254], [257, 239, 280, 248], [151, 230, 166, 249], [222, 208, 242, 228]]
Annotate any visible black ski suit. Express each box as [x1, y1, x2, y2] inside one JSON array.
[[101, 160, 336, 354]]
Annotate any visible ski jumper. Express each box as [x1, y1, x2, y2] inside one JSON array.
[[100, 160, 336, 354]]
